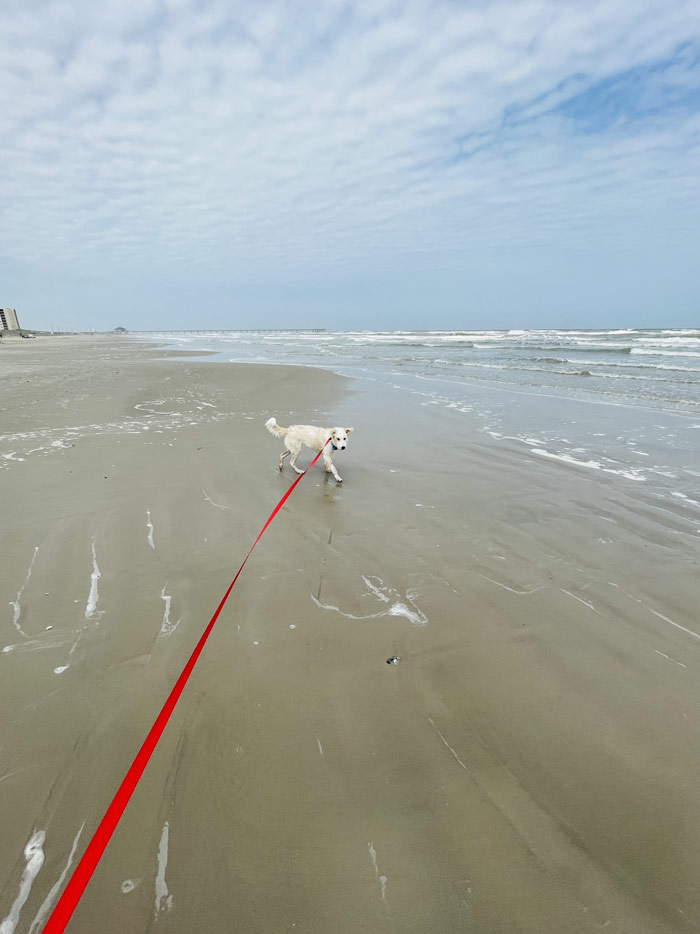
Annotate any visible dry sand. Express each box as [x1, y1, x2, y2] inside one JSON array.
[[1, 335, 700, 933]]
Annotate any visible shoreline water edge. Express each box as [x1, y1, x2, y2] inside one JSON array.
[[136, 327, 700, 504], [1, 332, 700, 933]]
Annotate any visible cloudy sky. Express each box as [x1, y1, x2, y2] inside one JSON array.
[[1, 0, 698, 331]]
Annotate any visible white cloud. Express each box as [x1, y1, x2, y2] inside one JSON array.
[[0, 0, 699, 323]]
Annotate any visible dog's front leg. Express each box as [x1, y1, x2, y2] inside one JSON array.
[[323, 450, 342, 482]]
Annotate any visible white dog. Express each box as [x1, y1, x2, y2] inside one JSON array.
[[265, 417, 353, 483]]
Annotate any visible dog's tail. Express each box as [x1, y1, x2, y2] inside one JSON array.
[[265, 417, 287, 438]]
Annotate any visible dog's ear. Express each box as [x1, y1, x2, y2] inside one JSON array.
[[345, 427, 354, 433]]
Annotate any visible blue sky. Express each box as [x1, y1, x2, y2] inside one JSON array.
[[1, 0, 698, 331]]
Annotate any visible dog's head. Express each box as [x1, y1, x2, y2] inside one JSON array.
[[330, 427, 353, 451]]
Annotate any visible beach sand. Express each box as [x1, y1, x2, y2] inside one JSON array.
[[2, 335, 700, 933]]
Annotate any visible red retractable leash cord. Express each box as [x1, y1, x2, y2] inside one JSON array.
[[42, 440, 331, 933]]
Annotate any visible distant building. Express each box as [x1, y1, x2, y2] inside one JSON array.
[[0, 307, 20, 331]]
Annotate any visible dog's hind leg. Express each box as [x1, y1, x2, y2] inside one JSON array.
[[279, 450, 290, 471], [289, 443, 305, 475]]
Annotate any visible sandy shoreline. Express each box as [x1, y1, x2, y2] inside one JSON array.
[[2, 335, 700, 933]]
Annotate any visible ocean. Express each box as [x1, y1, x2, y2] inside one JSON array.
[[141, 328, 700, 510]]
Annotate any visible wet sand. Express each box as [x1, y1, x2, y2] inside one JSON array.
[[2, 335, 700, 933]]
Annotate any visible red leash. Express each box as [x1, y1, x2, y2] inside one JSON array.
[[42, 441, 330, 933]]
